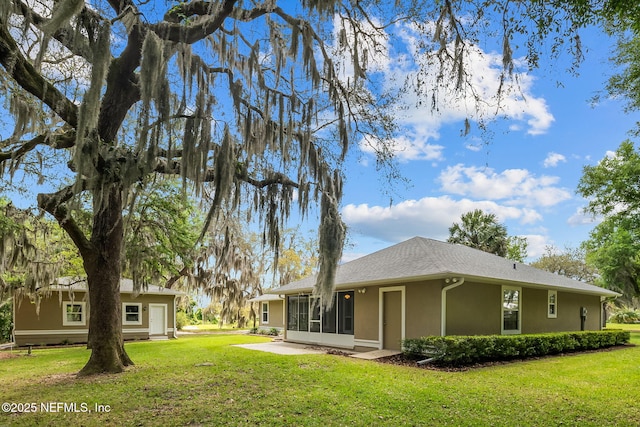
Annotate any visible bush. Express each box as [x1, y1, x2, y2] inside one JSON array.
[[0, 301, 12, 343], [176, 311, 189, 330], [609, 306, 640, 324], [402, 330, 630, 366]]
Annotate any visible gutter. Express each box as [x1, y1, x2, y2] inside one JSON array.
[[441, 277, 465, 336]]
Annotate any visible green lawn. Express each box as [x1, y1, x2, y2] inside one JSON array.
[[1, 333, 639, 426], [606, 322, 640, 331], [180, 324, 250, 332]]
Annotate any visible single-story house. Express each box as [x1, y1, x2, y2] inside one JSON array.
[[13, 277, 184, 346], [249, 294, 285, 332], [267, 237, 620, 351]]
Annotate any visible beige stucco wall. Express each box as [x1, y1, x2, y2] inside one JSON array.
[[14, 292, 177, 346], [445, 282, 604, 336], [446, 281, 502, 336], [353, 285, 380, 341], [258, 299, 284, 329], [522, 289, 602, 333], [353, 280, 441, 344], [405, 280, 442, 338]]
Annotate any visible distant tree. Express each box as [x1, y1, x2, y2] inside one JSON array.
[[123, 179, 203, 288], [276, 229, 319, 287], [583, 218, 640, 304], [578, 142, 640, 303], [578, 141, 640, 219], [506, 236, 529, 263], [448, 209, 509, 257], [531, 246, 598, 283]]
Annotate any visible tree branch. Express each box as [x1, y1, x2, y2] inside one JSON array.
[[153, 157, 300, 190], [150, 0, 237, 44], [0, 25, 78, 127], [37, 183, 93, 260], [14, 0, 95, 62], [0, 130, 76, 163]]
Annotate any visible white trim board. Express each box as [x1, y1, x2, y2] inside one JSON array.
[[378, 286, 406, 350]]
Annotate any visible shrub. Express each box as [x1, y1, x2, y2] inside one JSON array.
[[402, 330, 630, 367], [176, 311, 189, 330], [609, 306, 640, 324], [0, 301, 12, 343], [269, 328, 280, 336]]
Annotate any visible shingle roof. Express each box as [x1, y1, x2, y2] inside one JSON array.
[[269, 237, 619, 297], [248, 294, 285, 303], [40, 277, 185, 296]]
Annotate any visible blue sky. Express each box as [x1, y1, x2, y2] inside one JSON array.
[[2, 8, 636, 268], [332, 25, 637, 263]]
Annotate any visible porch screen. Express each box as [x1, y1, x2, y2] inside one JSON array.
[[287, 291, 354, 335]]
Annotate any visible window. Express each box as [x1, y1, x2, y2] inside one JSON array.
[[122, 303, 142, 325], [286, 292, 354, 336], [63, 301, 86, 326], [547, 290, 557, 319], [310, 297, 321, 332], [502, 287, 521, 334], [287, 295, 309, 331], [322, 294, 337, 334], [261, 302, 269, 324], [337, 291, 354, 335]]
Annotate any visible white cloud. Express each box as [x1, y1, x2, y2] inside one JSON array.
[[543, 152, 567, 168], [520, 234, 553, 259], [359, 134, 445, 163], [342, 196, 543, 243], [567, 207, 599, 226], [334, 20, 555, 164], [438, 164, 571, 208], [389, 28, 555, 137]]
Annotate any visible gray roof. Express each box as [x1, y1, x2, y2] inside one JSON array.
[[40, 277, 185, 296], [248, 294, 284, 303], [269, 237, 619, 298]]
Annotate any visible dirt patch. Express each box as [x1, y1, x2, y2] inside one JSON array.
[[0, 351, 19, 360]]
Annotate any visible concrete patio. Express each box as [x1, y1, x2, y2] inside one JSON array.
[[234, 340, 401, 359]]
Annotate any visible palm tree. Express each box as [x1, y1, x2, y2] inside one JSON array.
[[448, 209, 509, 257]]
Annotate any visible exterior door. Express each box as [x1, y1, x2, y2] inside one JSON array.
[[383, 291, 402, 350], [149, 304, 167, 335]]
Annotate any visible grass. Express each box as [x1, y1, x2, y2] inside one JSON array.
[[1, 333, 639, 426], [606, 322, 640, 331], [180, 324, 250, 332]]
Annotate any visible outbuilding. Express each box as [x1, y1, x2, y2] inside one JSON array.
[[13, 277, 183, 346]]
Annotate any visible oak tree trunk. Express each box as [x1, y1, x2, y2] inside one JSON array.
[[78, 185, 134, 376]]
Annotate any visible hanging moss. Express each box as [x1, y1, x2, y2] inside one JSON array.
[[315, 178, 346, 310], [75, 22, 111, 145], [42, 0, 85, 35], [140, 30, 165, 107]]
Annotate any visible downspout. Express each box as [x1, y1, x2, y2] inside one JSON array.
[[11, 294, 16, 347], [441, 277, 465, 336], [173, 295, 178, 338]]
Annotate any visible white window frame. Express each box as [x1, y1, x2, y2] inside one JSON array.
[[547, 290, 558, 319], [261, 302, 269, 324], [501, 286, 521, 335], [62, 301, 86, 326], [122, 303, 143, 325]]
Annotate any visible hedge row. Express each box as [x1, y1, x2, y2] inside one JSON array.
[[402, 330, 630, 366]]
